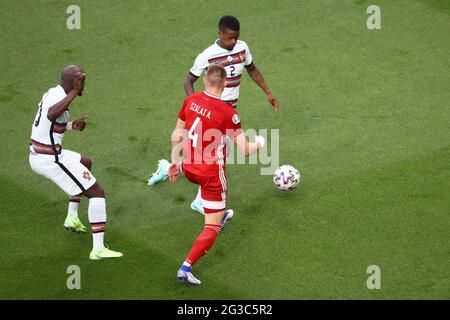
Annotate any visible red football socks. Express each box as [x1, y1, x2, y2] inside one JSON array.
[[185, 224, 221, 265]]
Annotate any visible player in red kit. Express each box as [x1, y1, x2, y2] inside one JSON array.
[[168, 65, 265, 285]]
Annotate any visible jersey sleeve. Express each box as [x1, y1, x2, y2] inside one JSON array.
[[244, 43, 253, 66], [38, 90, 67, 124], [189, 51, 209, 78], [225, 109, 242, 139], [41, 90, 65, 111]]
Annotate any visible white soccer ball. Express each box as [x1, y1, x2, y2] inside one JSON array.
[[273, 165, 301, 191]]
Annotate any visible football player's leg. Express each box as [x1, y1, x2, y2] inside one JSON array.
[[182, 168, 203, 214], [82, 183, 123, 260], [148, 157, 186, 186], [206, 172, 233, 230], [178, 210, 224, 285], [147, 159, 170, 186], [190, 187, 205, 215], [187, 210, 224, 264], [80, 156, 92, 170], [64, 194, 87, 233], [33, 150, 89, 233], [64, 155, 92, 233], [220, 209, 234, 231], [56, 150, 122, 259], [64, 152, 92, 233], [178, 176, 225, 285]]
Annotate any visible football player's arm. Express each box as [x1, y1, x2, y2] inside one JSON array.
[[47, 72, 85, 121], [47, 91, 77, 122], [246, 63, 279, 112], [185, 52, 206, 96], [183, 73, 199, 96], [169, 119, 186, 182], [234, 130, 264, 156]]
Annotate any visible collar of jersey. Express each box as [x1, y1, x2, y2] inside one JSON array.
[[215, 39, 235, 52], [203, 91, 221, 99], [56, 84, 67, 96]]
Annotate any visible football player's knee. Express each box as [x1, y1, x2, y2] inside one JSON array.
[[86, 158, 92, 170], [96, 185, 106, 198], [81, 157, 93, 170], [85, 183, 105, 198]]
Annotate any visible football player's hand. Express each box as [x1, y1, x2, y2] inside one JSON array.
[[168, 162, 181, 183], [73, 72, 86, 94], [266, 93, 279, 112], [73, 115, 88, 131]]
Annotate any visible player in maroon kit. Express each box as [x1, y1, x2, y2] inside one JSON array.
[[168, 65, 265, 285]]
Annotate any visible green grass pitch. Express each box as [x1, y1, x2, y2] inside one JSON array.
[[0, 0, 449, 299]]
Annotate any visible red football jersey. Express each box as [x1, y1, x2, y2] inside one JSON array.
[[178, 91, 242, 176]]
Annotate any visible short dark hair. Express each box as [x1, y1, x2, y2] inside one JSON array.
[[219, 15, 240, 32], [205, 65, 227, 87]]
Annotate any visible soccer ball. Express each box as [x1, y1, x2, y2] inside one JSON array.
[[273, 165, 301, 191]]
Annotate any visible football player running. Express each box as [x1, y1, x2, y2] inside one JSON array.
[[168, 65, 264, 285]]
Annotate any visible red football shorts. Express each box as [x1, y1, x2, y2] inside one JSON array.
[[183, 168, 227, 214]]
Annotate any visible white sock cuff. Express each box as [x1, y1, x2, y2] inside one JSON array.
[[88, 197, 107, 224], [89, 197, 106, 206]]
